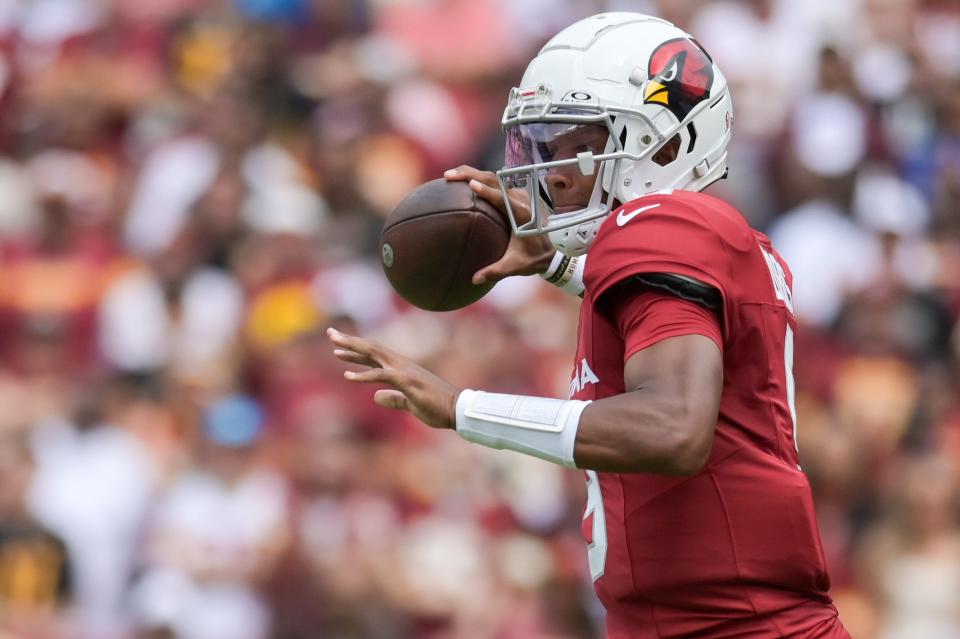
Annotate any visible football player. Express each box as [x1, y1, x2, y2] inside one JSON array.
[[329, 12, 851, 638]]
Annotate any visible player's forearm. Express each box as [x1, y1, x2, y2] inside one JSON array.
[[573, 391, 715, 475], [454, 387, 716, 475]]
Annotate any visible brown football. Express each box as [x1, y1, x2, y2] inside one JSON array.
[[380, 178, 510, 311]]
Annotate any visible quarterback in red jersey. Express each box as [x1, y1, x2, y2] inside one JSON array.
[[329, 12, 850, 639]]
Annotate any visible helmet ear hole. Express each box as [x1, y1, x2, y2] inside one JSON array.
[[652, 134, 681, 166]]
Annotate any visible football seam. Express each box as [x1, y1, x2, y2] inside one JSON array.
[[383, 210, 508, 235], [383, 205, 508, 233], [434, 210, 480, 311], [381, 209, 475, 232]]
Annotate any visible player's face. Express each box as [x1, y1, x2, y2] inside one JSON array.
[[504, 122, 609, 213], [542, 124, 608, 212]]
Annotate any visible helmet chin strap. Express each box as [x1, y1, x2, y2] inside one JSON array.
[[549, 215, 607, 256], [549, 197, 624, 256]]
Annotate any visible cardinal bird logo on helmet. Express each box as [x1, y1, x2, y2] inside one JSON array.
[[643, 38, 714, 122]]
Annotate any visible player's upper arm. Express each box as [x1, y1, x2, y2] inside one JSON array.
[[600, 279, 724, 474], [624, 333, 722, 473], [598, 274, 724, 360]]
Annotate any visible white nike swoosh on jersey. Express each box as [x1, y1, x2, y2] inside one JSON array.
[[616, 203, 661, 227]]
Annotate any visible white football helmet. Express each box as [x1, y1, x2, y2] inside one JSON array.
[[497, 13, 733, 256]]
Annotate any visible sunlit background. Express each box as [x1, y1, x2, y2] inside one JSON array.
[[0, 0, 956, 637]]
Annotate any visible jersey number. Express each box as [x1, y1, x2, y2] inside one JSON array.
[[761, 246, 799, 455], [584, 470, 607, 581]]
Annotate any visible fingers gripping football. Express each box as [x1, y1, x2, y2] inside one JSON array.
[[444, 165, 532, 224], [444, 165, 500, 191], [327, 328, 459, 430], [444, 166, 554, 285]]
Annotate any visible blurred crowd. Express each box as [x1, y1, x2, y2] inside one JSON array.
[[0, 0, 956, 638]]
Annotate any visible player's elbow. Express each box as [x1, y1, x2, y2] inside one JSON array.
[[662, 415, 714, 476], [668, 430, 712, 475]]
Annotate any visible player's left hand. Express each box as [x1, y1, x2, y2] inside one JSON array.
[[327, 327, 460, 430]]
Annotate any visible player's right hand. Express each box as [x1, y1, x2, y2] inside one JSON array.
[[444, 165, 555, 285]]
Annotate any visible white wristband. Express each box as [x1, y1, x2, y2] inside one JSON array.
[[455, 389, 589, 468], [540, 251, 585, 297]]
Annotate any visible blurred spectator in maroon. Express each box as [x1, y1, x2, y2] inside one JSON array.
[[0, 203, 118, 377]]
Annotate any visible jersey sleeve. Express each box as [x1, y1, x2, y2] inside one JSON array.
[[604, 285, 724, 363], [585, 195, 738, 339]]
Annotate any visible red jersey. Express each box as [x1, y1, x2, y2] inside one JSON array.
[[572, 190, 849, 638]]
